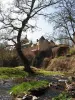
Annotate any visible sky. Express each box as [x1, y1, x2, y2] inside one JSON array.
[[0, 0, 54, 43]]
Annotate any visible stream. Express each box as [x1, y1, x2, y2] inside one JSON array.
[[35, 75, 68, 100], [0, 79, 16, 100], [0, 75, 68, 100]]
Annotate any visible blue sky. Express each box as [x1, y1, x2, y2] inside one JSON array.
[[27, 16, 53, 42], [0, 0, 54, 43]]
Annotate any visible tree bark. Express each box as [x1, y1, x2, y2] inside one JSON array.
[[16, 43, 34, 74], [15, 15, 35, 74]]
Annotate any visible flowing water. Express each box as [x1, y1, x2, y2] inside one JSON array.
[[0, 79, 16, 100], [35, 75, 66, 100], [0, 75, 67, 100]]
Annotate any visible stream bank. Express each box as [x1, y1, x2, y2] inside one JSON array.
[[0, 75, 68, 100]]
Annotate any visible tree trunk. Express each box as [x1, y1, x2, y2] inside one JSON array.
[[16, 16, 34, 74], [16, 43, 34, 74]]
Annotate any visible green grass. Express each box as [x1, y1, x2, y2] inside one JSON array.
[[34, 68, 64, 76], [52, 92, 72, 100], [0, 66, 64, 79], [9, 80, 49, 96], [0, 67, 28, 79]]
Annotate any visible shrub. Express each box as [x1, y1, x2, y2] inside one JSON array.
[[2, 56, 19, 67]]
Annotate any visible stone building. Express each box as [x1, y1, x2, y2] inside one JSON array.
[[52, 45, 69, 57], [37, 36, 55, 51], [22, 36, 69, 58]]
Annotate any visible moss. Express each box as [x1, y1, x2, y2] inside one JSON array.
[[9, 80, 49, 96], [32, 67, 64, 76], [0, 67, 28, 79], [38, 70, 64, 76]]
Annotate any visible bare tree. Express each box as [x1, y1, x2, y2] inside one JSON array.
[[48, 0, 75, 45], [0, 0, 59, 74]]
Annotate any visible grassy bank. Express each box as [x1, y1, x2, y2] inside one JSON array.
[[33, 67, 64, 76], [0, 66, 64, 79], [9, 80, 49, 96], [46, 55, 75, 74], [0, 67, 28, 79]]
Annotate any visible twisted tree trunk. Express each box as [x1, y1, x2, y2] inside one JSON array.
[[16, 17, 34, 74], [16, 42, 34, 74]]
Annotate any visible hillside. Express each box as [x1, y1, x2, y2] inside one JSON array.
[[46, 55, 75, 74]]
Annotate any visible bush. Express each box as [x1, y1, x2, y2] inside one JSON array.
[[2, 56, 19, 67]]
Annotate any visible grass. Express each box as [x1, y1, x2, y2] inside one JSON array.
[[9, 80, 49, 96], [52, 92, 72, 100], [0, 66, 64, 79], [33, 67, 64, 76], [0, 66, 28, 79]]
